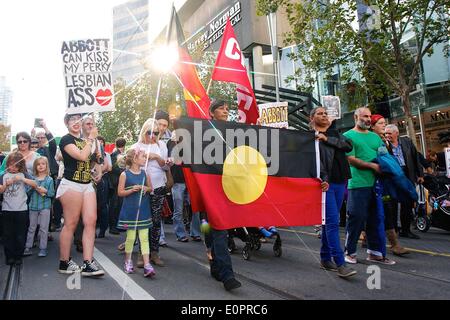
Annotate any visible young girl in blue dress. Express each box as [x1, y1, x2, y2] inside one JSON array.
[[117, 148, 155, 277]]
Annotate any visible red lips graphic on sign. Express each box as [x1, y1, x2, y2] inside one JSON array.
[[96, 89, 112, 106]]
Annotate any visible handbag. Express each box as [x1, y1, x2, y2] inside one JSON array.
[[162, 197, 172, 218]]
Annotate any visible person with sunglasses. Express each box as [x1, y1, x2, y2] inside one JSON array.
[[56, 113, 104, 276], [1, 132, 40, 176], [132, 118, 173, 268]]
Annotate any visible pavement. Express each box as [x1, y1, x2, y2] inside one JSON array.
[[1, 223, 449, 300]]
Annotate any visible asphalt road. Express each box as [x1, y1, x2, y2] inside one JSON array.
[[1, 223, 449, 300]]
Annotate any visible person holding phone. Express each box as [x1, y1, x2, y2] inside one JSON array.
[[56, 113, 104, 277]]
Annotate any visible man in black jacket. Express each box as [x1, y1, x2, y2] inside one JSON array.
[[385, 124, 423, 239], [35, 120, 58, 178]]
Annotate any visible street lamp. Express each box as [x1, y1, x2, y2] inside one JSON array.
[[267, 11, 280, 102]]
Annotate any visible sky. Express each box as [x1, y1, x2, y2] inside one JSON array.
[[0, 0, 177, 138]]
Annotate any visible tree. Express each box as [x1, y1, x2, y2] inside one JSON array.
[[97, 72, 180, 143], [0, 124, 11, 152], [260, 0, 449, 144]]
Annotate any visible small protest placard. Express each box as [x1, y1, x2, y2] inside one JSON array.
[[258, 102, 289, 128], [61, 39, 115, 114], [322, 95, 341, 120]]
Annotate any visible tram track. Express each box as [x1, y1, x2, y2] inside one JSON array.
[[2, 264, 21, 300]]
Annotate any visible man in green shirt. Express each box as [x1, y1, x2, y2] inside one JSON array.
[[343, 107, 395, 265]]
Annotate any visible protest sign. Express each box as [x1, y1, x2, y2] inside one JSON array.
[[258, 102, 289, 128], [322, 95, 341, 120], [61, 39, 115, 114]]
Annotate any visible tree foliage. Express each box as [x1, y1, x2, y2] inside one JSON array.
[[98, 71, 184, 143], [259, 0, 449, 141], [0, 124, 11, 152]]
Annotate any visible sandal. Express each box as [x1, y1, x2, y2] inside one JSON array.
[[117, 242, 125, 251], [177, 237, 189, 242], [366, 256, 396, 265]]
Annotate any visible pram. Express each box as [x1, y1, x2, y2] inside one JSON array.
[[415, 173, 450, 232], [227, 227, 282, 260]]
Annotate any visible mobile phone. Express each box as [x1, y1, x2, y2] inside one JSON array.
[[34, 118, 43, 128]]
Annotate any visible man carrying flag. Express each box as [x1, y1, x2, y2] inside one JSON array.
[[168, 7, 240, 290], [211, 18, 259, 124]]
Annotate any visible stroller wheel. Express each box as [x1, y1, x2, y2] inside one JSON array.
[[416, 216, 431, 232], [273, 245, 282, 257], [242, 245, 251, 260]]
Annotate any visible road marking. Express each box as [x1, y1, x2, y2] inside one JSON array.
[[93, 247, 155, 300], [278, 228, 450, 258]]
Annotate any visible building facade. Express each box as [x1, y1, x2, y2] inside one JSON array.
[[114, 0, 449, 152], [112, 0, 150, 84], [0, 76, 12, 126]]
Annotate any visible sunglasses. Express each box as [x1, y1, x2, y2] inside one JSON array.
[[147, 130, 159, 136], [17, 140, 29, 144]]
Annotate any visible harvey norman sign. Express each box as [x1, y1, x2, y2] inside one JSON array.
[[187, 1, 242, 52]]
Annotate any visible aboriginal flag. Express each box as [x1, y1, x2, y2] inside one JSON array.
[[174, 117, 323, 230]]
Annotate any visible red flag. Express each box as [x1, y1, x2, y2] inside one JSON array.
[[211, 19, 259, 124], [170, 8, 209, 212], [172, 10, 210, 119]]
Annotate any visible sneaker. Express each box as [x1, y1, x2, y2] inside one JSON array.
[[81, 259, 105, 277], [150, 253, 165, 267], [224, 278, 241, 291], [320, 260, 338, 271], [38, 249, 47, 257], [159, 240, 168, 247], [337, 265, 357, 278], [97, 232, 105, 239], [59, 259, 81, 274], [177, 237, 189, 242], [109, 228, 120, 235], [124, 260, 134, 274], [366, 255, 396, 265], [143, 264, 156, 277], [23, 248, 32, 256], [345, 255, 357, 264]]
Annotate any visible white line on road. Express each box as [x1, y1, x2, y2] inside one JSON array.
[[93, 247, 155, 300]]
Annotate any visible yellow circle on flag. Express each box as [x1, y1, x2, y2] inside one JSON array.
[[222, 146, 268, 204]]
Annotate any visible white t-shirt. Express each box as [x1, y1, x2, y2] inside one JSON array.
[[132, 141, 168, 189]]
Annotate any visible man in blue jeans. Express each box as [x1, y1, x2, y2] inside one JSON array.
[[343, 107, 395, 265], [207, 99, 241, 291]]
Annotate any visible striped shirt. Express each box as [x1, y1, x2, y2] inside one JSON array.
[[29, 176, 55, 211]]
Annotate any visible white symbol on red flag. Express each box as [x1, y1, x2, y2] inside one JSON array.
[[211, 19, 259, 124]]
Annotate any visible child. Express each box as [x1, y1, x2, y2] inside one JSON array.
[[0, 152, 37, 265], [117, 148, 155, 277], [24, 157, 55, 257]]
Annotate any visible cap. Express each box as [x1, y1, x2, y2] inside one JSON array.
[[371, 114, 384, 127]]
